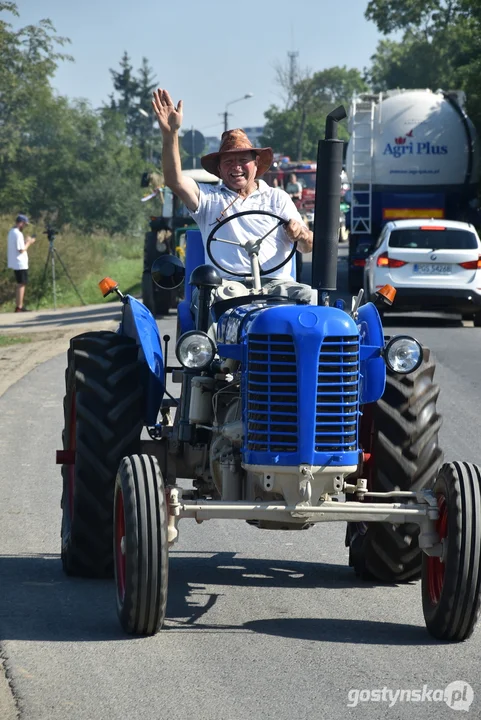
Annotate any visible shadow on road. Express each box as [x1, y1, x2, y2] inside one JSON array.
[[0, 552, 439, 646], [0, 553, 124, 642]]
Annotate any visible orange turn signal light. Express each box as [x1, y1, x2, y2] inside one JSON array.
[[98, 277, 118, 297], [376, 284, 397, 306]]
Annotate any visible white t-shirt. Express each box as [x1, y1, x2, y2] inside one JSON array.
[[189, 179, 305, 280], [7, 227, 28, 270]]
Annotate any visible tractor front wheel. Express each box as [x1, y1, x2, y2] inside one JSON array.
[[114, 454, 169, 635], [422, 462, 481, 641]]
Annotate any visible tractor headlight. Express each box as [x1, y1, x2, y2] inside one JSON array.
[[384, 336, 422, 374], [176, 331, 215, 369]]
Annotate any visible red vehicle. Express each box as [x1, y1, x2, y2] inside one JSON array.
[[264, 163, 317, 215]]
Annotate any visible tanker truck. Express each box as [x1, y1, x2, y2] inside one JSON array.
[[345, 89, 480, 291]]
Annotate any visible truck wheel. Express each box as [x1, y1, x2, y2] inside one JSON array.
[[348, 348, 443, 582], [142, 271, 156, 315], [473, 313, 481, 327], [114, 454, 169, 635], [142, 270, 172, 317], [60, 332, 143, 578], [422, 462, 481, 641], [154, 287, 172, 317]]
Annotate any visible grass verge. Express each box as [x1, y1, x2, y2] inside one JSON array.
[[0, 217, 143, 311], [0, 335, 33, 347]]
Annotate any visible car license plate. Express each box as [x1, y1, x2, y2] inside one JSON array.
[[413, 263, 452, 275]]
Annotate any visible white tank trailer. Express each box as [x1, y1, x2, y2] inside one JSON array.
[[345, 89, 480, 247]]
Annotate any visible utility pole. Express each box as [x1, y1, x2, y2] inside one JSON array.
[[288, 50, 299, 90], [222, 94, 254, 134]]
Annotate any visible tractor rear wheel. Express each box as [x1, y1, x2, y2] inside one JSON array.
[[347, 347, 443, 583], [60, 331, 143, 578], [422, 462, 481, 641], [114, 454, 169, 635]]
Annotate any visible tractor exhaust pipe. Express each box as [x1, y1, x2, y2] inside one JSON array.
[[311, 105, 347, 303]]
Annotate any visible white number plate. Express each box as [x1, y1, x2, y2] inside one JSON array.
[[413, 263, 452, 275]]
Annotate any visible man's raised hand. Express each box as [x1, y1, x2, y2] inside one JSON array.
[[152, 89, 183, 135]]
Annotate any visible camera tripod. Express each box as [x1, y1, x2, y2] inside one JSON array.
[[39, 231, 86, 309]]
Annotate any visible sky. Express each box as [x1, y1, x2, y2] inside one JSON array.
[[15, 0, 386, 139]]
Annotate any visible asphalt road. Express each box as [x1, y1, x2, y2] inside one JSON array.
[[1, 252, 481, 720]]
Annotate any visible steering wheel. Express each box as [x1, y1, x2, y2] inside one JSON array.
[[206, 210, 297, 278]]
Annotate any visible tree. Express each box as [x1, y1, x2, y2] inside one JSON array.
[[365, 0, 481, 152], [261, 65, 367, 158], [0, 4, 147, 233], [136, 57, 157, 161], [367, 35, 458, 90], [109, 52, 140, 137], [108, 53, 159, 162], [0, 2, 72, 211], [365, 0, 461, 35]]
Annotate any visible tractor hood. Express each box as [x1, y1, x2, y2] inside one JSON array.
[[217, 303, 358, 346]]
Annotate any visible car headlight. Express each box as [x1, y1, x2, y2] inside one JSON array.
[[384, 336, 423, 374], [176, 331, 215, 369]]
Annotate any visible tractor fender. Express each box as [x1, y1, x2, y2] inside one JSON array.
[[120, 295, 164, 425], [357, 302, 386, 405]]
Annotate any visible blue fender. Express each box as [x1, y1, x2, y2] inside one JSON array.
[[357, 302, 386, 405], [119, 295, 164, 425]]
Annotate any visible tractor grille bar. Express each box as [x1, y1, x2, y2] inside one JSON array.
[[246, 334, 298, 452], [315, 335, 359, 452]]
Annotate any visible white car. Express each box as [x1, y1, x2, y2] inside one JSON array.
[[363, 219, 481, 324]]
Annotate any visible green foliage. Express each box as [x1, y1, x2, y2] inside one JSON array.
[[0, 4, 152, 235], [367, 34, 457, 90], [107, 53, 159, 163], [261, 66, 367, 159], [365, 0, 455, 35], [109, 51, 140, 116], [0, 334, 32, 346]]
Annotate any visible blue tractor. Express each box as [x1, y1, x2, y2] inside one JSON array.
[[58, 109, 481, 641]]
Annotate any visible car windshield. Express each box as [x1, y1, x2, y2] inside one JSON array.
[[388, 228, 478, 250]]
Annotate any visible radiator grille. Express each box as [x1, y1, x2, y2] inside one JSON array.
[[246, 334, 298, 452], [316, 335, 359, 452], [246, 333, 360, 455]]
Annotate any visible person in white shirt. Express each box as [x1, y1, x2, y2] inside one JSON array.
[[7, 214, 36, 312], [151, 88, 313, 302]]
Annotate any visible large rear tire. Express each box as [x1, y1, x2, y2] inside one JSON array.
[[114, 454, 169, 635], [422, 462, 481, 641], [348, 348, 443, 582], [60, 332, 143, 578]]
